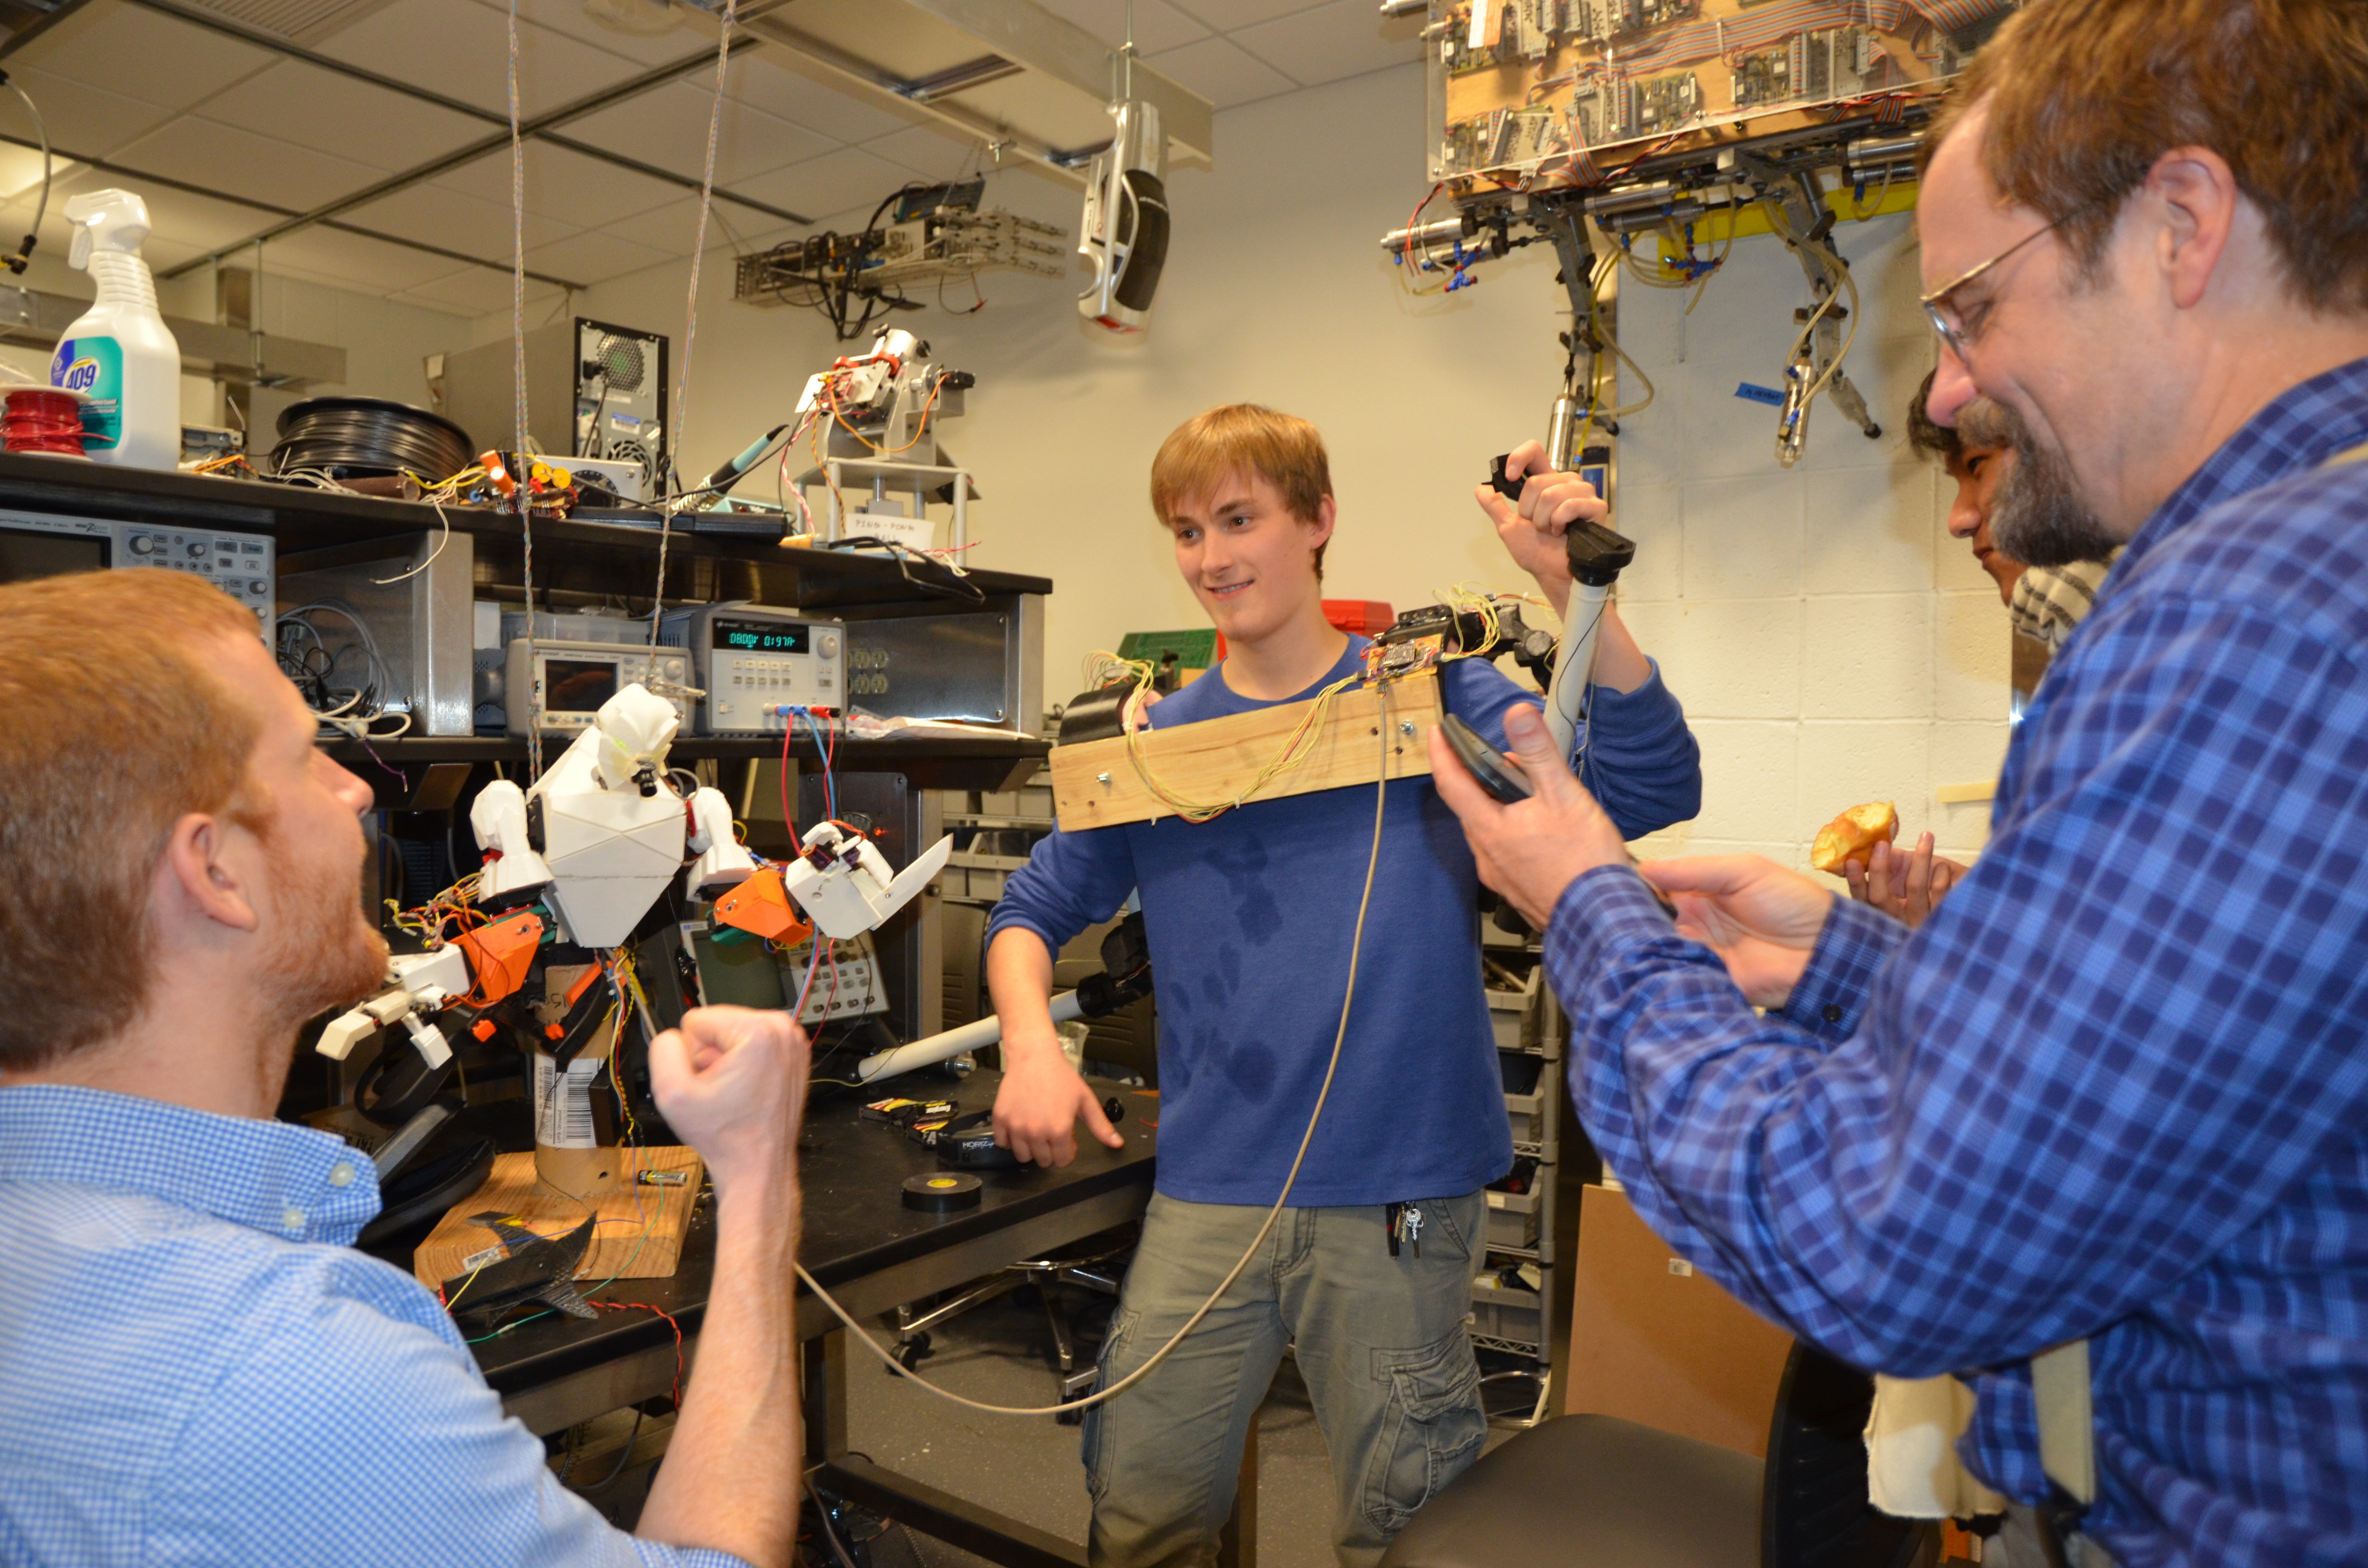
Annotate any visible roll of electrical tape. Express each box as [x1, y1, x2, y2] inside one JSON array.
[[903, 1172, 983, 1212]]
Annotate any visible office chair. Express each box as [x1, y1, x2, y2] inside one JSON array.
[[1380, 1341, 1938, 1568]]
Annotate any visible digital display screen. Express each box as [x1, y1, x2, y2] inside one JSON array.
[[545, 659, 618, 712], [0, 531, 105, 582], [715, 618, 810, 655]]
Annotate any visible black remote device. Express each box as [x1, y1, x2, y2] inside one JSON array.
[[1439, 712, 1533, 803], [1488, 453, 1524, 501]]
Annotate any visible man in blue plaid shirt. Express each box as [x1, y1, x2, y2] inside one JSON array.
[[1432, 3, 2368, 1566]]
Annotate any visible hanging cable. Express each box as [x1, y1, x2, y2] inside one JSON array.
[[651, 0, 740, 645], [506, 0, 543, 777], [0, 73, 48, 275]]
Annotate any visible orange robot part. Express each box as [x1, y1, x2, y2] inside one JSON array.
[[452, 910, 544, 1005], [712, 868, 812, 945]]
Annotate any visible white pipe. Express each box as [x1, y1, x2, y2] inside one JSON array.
[[854, 989, 1086, 1084], [1543, 580, 1613, 759]]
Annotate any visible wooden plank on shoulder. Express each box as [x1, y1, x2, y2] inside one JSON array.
[[1048, 669, 1442, 832]]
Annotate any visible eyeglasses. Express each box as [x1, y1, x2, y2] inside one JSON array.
[[1920, 199, 2103, 359]]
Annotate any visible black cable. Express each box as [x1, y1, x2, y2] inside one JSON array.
[[820, 535, 986, 603], [574, 1410, 646, 1493], [270, 396, 476, 480]]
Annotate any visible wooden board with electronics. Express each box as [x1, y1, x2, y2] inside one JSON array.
[[1424, 0, 2017, 193]]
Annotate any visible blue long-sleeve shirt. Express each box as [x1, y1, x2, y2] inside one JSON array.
[[993, 637, 1700, 1207], [0, 1083, 744, 1568], [1543, 356, 2368, 1568]]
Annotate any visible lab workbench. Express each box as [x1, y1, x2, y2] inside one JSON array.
[[472, 1070, 1162, 1568]]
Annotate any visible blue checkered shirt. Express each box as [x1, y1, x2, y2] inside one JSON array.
[[0, 1083, 746, 1568], [1545, 355, 2368, 1568]]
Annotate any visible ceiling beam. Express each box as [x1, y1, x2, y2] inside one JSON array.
[[157, 13, 815, 282], [0, 0, 99, 59], [0, 130, 588, 288], [125, 0, 812, 233], [737, 10, 1093, 189], [900, 0, 1212, 168]]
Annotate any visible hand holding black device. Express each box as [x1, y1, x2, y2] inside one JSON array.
[[1439, 712, 1532, 803]]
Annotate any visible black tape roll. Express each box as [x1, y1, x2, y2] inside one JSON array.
[[1057, 683, 1134, 745], [903, 1172, 984, 1212]]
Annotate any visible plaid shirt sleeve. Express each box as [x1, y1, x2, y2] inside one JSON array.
[[1544, 576, 2368, 1380]]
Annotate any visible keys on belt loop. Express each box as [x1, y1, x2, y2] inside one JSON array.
[[1385, 1201, 1424, 1257]]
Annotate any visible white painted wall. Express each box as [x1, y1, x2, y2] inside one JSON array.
[[0, 253, 476, 438], [1611, 210, 2012, 871], [520, 59, 2013, 872]]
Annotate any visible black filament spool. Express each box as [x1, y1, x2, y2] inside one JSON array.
[[270, 395, 477, 482]]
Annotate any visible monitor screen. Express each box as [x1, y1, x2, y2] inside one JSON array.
[[0, 530, 105, 583], [713, 617, 810, 656], [545, 658, 618, 713]]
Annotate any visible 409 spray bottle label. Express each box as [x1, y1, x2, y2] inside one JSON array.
[[51, 337, 122, 450]]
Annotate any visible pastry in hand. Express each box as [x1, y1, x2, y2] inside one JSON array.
[[1811, 801, 1899, 876]]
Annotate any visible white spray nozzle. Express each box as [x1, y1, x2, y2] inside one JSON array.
[[63, 190, 152, 272]]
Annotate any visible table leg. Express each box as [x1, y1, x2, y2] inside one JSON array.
[[1217, 1415, 1258, 1568], [803, 1328, 849, 1462]]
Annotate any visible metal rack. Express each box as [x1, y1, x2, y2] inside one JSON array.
[[1471, 913, 1564, 1421]]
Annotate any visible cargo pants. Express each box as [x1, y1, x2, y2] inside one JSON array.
[[1081, 1189, 1490, 1568]]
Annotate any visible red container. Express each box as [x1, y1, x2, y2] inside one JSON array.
[[3, 388, 87, 457], [1322, 599, 1396, 637]]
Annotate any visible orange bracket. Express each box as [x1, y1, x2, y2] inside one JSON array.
[[453, 910, 544, 1006], [713, 868, 813, 945]]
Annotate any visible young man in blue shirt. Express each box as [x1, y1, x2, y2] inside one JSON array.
[[986, 405, 1701, 1567]]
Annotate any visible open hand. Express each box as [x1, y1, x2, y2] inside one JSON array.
[[1844, 834, 1964, 929], [1636, 857, 1833, 1009], [1429, 701, 1628, 928]]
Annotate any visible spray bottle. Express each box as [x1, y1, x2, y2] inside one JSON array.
[[51, 190, 179, 470]]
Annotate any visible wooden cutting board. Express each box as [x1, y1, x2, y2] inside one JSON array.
[[411, 1145, 705, 1290]]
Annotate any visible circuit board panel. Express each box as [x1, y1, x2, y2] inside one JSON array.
[[1431, 0, 2012, 186]]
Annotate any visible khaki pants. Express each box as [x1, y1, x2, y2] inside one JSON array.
[[1082, 1190, 1489, 1568]]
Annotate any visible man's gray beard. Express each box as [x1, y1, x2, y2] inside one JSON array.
[[1982, 407, 2121, 569]]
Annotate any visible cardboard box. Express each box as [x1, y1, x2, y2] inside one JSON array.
[[1564, 1183, 1795, 1457]]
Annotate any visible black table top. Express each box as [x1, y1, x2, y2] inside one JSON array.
[[469, 1072, 1158, 1398], [0, 452, 1052, 607]]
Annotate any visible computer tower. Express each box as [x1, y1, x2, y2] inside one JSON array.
[[438, 317, 669, 491]]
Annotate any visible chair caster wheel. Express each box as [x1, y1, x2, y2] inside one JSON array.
[[893, 1333, 932, 1372]]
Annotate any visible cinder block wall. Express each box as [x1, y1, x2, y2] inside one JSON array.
[[1610, 210, 2013, 873]]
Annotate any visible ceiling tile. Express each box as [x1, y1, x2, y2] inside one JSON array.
[[1169, 0, 1326, 28], [728, 147, 924, 231], [435, 140, 684, 228], [1140, 35, 1295, 107], [1, 167, 273, 261], [598, 191, 716, 251], [1027, 0, 1210, 55], [255, 224, 461, 291], [859, 124, 991, 183], [523, 224, 673, 283], [467, 0, 708, 68], [197, 59, 494, 170], [561, 81, 833, 187], [5, 68, 176, 159], [13, 3, 277, 112], [728, 52, 918, 146], [394, 264, 565, 316], [1231, 0, 1424, 88], [315, 0, 652, 119], [342, 183, 577, 263], [112, 117, 387, 211]]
